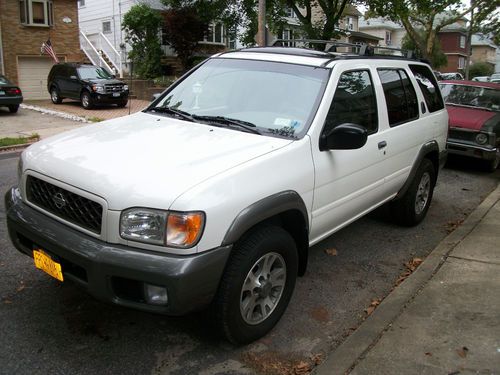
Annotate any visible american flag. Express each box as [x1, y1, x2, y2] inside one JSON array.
[[41, 39, 59, 63]]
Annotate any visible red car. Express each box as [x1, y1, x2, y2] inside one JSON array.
[[440, 80, 500, 172]]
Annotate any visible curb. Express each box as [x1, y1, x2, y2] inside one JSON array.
[[314, 183, 500, 375], [20, 103, 89, 123], [0, 140, 38, 154]]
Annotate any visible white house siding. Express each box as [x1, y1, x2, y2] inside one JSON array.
[[78, 0, 135, 54]]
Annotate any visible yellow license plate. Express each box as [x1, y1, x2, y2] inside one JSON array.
[[33, 249, 64, 282]]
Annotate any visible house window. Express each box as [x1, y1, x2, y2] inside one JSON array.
[[284, 7, 296, 18], [102, 21, 111, 34], [458, 56, 465, 69], [385, 31, 392, 45], [346, 17, 354, 30], [281, 29, 295, 47], [78, 0, 85, 7], [19, 0, 53, 26], [459, 35, 466, 48], [204, 23, 225, 44]]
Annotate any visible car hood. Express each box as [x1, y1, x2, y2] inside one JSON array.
[[23, 112, 292, 210], [446, 105, 497, 131], [83, 78, 124, 85]]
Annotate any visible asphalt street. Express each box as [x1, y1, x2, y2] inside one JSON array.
[[0, 152, 498, 375]]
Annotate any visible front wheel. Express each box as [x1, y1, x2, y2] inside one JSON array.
[[484, 150, 499, 172], [391, 158, 436, 226], [211, 226, 298, 344], [116, 100, 128, 108], [81, 91, 93, 109], [50, 87, 62, 104]]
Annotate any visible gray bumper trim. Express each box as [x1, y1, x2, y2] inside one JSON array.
[[5, 187, 231, 315]]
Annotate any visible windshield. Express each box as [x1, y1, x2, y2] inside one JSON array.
[[77, 66, 113, 80], [150, 58, 329, 138], [440, 83, 500, 111]]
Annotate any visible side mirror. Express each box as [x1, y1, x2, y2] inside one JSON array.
[[111, 74, 116, 79], [320, 123, 368, 151]]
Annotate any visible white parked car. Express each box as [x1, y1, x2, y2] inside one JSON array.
[[471, 76, 490, 82], [6, 45, 448, 344]]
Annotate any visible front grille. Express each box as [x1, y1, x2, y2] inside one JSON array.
[[105, 84, 124, 94], [449, 128, 475, 142], [26, 176, 103, 234]]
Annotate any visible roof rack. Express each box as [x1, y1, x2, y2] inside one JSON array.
[[272, 39, 417, 60]]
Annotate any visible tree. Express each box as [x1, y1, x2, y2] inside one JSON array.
[[122, 4, 163, 78], [468, 62, 494, 78], [163, 8, 208, 70], [366, 0, 476, 62], [401, 32, 447, 69]]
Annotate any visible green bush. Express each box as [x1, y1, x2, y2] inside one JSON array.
[[122, 4, 163, 79], [469, 62, 494, 78]]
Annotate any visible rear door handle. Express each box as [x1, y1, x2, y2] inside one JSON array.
[[378, 141, 387, 149]]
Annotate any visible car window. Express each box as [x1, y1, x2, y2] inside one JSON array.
[[378, 68, 419, 127], [439, 83, 500, 111], [77, 66, 113, 80], [0, 76, 9, 85], [409, 64, 444, 113], [323, 70, 378, 135]]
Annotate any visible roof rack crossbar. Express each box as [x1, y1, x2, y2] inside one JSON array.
[[272, 39, 417, 59]]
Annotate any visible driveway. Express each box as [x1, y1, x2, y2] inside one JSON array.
[[0, 106, 84, 139], [24, 98, 151, 121]]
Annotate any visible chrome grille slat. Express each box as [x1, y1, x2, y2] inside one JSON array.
[[26, 176, 103, 234]]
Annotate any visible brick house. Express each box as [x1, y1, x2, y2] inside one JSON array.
[[437, 17, 468, 73], [0, 0, 81, 99]]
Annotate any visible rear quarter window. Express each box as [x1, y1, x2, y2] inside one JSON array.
[[409, 64, 444, 113]]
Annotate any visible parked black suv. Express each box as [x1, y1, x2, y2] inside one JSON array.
[[47, 63, 129, 109]]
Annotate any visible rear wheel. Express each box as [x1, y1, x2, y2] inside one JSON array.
[[391, 158, 436, 226], [211, 226, 298, 344], [50, 87, 62, 104], [8, 105, 19, 113], [81, 91, 93, 109]]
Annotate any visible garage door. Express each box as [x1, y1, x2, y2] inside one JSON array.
[[18, 56, 56, 100]]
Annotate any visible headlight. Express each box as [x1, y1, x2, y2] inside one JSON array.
[[475, 133, 488, 145], [120, 208, 205, 248], [123, 85, 129, 91], [92, 84, 105, 93]]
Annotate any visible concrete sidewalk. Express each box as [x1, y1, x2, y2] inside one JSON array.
[[316, 184, 500, 375]]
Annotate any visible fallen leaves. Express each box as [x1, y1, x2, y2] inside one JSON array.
[[395, 258, 424, 287], [457, 346, 469, 358], [310, 306, 330, 323], [324, 248, 338, 256], [241, 351, 324, 375], [445, 219, 464, 233], [365, 298, 381, 316]]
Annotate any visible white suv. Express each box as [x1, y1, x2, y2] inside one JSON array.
[[6, 46, 448, 344]]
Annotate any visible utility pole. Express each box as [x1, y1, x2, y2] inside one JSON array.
[[258, 0, 266, 46], [465, 0, 474, 80]]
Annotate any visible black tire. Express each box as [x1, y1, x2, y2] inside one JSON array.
[[484, 151, 499, 173], [116, 100, 128, 108], [81, 91, 93, 109], [8, 105, 19, 113], [50, 86, 62, 104], [211, 225, 298, 345], [391, 158, 436, 226]]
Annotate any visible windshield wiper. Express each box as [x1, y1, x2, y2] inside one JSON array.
[[148, 106, 196, 122], [192, 115, 262, 135]]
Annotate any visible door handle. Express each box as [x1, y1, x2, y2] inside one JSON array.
[[378, 141, 387, 149]]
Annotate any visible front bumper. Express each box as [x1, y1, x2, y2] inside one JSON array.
[[446, 140, 498, 161], [90, 92, 128, 103], [0, 95, 23, 106], [5, 187, 231, 315]]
